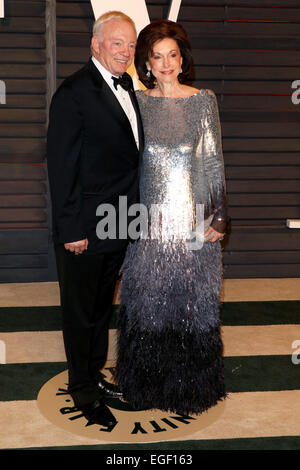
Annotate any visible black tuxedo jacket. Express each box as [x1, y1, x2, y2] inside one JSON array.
[[47, 59, 144, 253]]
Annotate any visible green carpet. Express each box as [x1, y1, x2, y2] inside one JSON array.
[[1, 300, 299, 332], [1, 300, 300, 450], [0, 355, 299, 402]]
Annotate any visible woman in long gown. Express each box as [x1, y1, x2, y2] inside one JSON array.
[[115, 19, 228, 415]]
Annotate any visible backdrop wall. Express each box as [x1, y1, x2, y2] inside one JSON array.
[[0, 0, 299, 282]]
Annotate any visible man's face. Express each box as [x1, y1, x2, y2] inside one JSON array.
[[92, 19, 136, 76]]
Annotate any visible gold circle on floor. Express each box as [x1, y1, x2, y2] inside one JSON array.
[[37, 362, 226, 443]]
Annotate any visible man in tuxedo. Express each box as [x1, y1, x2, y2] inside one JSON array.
[[47, 11, 143, 427]]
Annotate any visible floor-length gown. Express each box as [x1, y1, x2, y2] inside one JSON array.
[[115, 89, 227, 415]]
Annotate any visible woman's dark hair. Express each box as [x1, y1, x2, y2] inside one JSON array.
[[134, 19, 194, 89]]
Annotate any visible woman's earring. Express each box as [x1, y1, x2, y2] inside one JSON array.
[[146, 69, 151, 77]]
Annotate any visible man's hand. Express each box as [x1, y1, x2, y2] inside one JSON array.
[[204, 226, 225, 243], [64, 239, 88, 254]]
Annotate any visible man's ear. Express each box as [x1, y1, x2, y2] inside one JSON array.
[[91, 35, 100, 55]]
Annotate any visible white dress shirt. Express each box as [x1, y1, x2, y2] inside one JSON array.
[[92, 56, 139, 149]]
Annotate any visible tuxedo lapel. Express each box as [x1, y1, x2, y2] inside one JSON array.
[[88, 59, 142, 151], [128, 87, 144, 155]]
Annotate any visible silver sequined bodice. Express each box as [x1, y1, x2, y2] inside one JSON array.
[[136, 89, 227, 241]]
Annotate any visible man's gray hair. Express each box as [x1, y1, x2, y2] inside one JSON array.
[[93, 10, 136, 40]]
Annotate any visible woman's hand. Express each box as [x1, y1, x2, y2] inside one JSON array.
[[204, 226, 225, 243], [64, 238, 89, 255]]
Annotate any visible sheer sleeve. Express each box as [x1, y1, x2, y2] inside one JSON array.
[[202, 89, 227, 233]]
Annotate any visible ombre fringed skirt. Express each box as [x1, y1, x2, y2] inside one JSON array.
[[115, 239, 226, 415]]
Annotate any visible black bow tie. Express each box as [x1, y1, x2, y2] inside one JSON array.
[[111, 73, 132, 91]]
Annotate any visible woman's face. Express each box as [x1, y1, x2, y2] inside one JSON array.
[[147, 37, 183, 84]]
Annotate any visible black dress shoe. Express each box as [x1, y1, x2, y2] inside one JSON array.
[[97, 378, 123, 398], [80, 399, 117, 427]]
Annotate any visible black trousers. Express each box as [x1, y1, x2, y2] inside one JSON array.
[[55, 245, 126, 407]]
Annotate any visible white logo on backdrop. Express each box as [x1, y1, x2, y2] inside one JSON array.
[[91, 0, 182, 31]]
